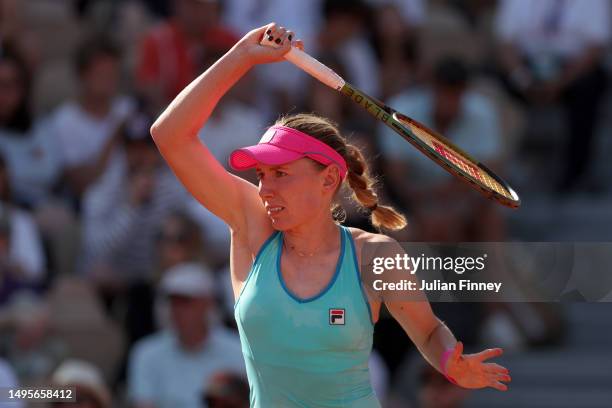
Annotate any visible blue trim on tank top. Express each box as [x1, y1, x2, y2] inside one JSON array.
[[345, 227, 375, 326], [234, 230, 280, 309], [277, 225, 345, 303]]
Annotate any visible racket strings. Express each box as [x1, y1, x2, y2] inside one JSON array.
[[403, 121, 513, 200]]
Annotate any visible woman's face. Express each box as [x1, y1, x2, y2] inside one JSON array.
[[256, 158, 339, 231], [81, 54, 119, 102], [0, 60, 24, 123]]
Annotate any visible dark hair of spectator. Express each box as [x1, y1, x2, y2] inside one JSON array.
[[75, 36, 121, 76], [156, 211, 203, 248], [322, 0, 369, 20], [0, 47, 32, 133], [433, 57, 471, 88]]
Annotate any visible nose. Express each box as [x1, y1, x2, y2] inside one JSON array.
[[258, 179, 275, 200]]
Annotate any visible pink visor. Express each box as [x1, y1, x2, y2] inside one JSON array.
[[229, 125, 348, 179]]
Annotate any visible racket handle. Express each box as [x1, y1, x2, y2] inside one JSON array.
[[259, 34, 345, 91]]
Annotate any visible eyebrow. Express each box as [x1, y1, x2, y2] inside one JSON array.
[[255, 165, 289, 171]]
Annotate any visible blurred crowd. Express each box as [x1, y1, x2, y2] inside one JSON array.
[[0, 0, 610, 407]]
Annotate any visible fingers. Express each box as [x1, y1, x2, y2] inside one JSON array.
[[490, 380, 508, 391], [293, 40, 305, 51], [488, 367, 511, 391], [273, 27, 288, 44], [483, 362, 510, 375], [475, 347, 503, 362], [264, 24, 292, 46]]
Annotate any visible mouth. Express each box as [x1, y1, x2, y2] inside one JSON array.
[[266, 205, 285, 216]]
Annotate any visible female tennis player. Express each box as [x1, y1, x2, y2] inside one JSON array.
[[151, 23, 511, 407]]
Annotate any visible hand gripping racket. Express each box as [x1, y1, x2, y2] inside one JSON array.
[[260, 35, 520, 209]]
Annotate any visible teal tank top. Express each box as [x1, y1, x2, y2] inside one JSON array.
[[234, 226, 380, 408]]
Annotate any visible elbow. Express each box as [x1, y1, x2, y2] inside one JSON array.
[[149, 121, 163, 142], [150, 120, 172, 149]]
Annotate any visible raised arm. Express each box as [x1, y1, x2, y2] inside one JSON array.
[[150, 24, 295, 231]]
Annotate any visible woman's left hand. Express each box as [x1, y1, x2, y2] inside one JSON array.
[[445, 342, 512, 391]]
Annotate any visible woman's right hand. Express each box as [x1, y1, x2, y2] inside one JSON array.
[[234, 23, 304, 66]]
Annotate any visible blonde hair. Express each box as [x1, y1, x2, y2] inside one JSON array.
[[275, 113, 407, 231]]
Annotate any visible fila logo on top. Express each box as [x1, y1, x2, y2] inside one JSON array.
[[329, 309, 345, 325]]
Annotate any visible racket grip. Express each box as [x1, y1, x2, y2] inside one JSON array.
[[259, 34, 345, 91]]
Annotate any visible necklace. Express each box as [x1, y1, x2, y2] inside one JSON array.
[[284, 239, 324, 258]]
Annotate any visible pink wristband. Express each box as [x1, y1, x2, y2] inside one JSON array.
[[441, 348, 459, 385]]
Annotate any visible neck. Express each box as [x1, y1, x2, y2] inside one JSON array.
[[79, 95, 111, 118], [178, 326, 208, 352], [283, 218, 340, 258]]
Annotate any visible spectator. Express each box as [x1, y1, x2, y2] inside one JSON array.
[[50, 359, 112, 408], [155, 211, 205, 273], [201, 371, 249, 408], [128, 263, 245, 408], [2, 292, 67, 386], [222, 0, 323, 112], [49, 36, 134, 204], [78, 111, 184, 341], [318, 0, 381, 98], [135, 0, 238, 115], [80, 112, 188, 285], [0, 154, 46, 302], [370, 1, 424, 98], [495, 0, 611, 192], [379, 56, 504, 241], [0, 47, 61, 208]]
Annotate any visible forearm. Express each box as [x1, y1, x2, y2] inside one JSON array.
[[151, 45, 252, 146], [417, 319, 457, 373]]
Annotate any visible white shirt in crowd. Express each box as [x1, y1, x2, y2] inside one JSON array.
[[198, 101, 266, 167], [80, 151, 186, 280], [128, 328, 245, 408], [49, 96, 135, 168], [496, 0, 611, 59], [0, 118, 61, 206], [0, 203, 45, 281], [80, 152, 229, 282], [222, 0, 323, 100]]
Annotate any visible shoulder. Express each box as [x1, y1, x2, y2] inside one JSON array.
[[464, 91, 496, 116], [51, 102, 79, 122], [347, 226, 406, 263], [346, 227, 397, 259], [49, 103, 84, 138], [347, 227, 395, 245]]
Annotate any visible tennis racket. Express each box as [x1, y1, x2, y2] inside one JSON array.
[[260, 36, 520, 209]]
